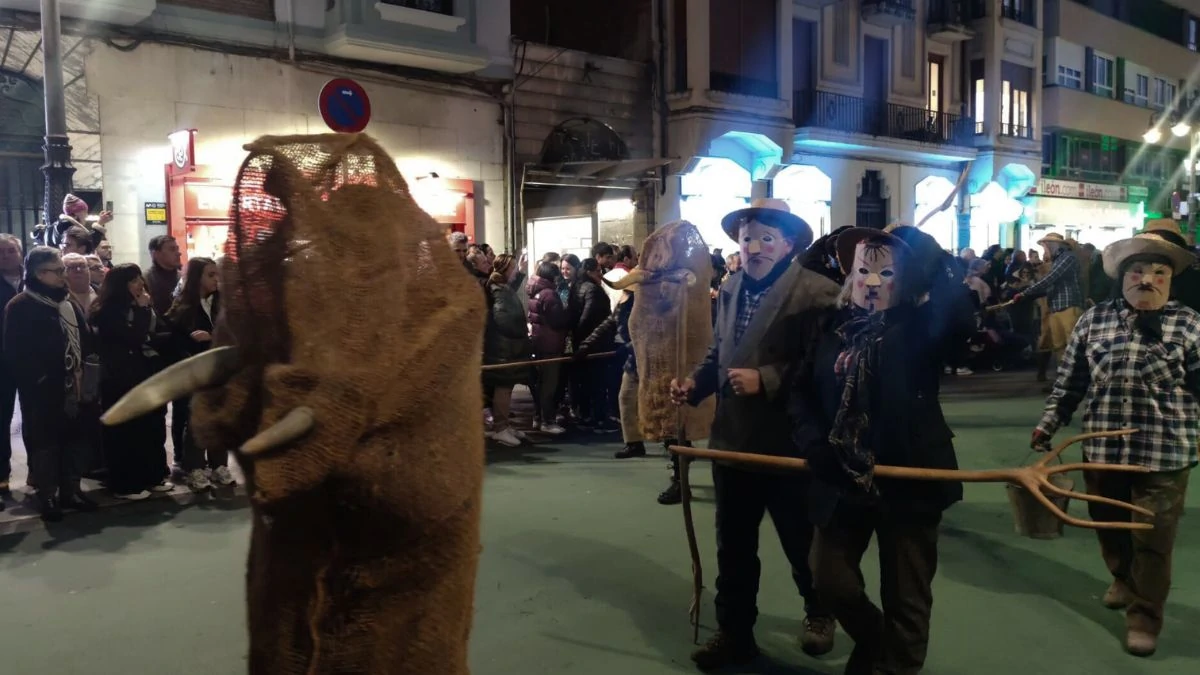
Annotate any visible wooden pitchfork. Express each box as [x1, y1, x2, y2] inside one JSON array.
[[668, 428, 1150, 642]]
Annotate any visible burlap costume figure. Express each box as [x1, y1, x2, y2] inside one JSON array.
[[616, 221, 715, 442], [103, 134, 486, 674]]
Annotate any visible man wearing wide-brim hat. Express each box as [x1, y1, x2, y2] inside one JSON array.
[[1033, 233, 1200, 658], [1011, 232, 1085, 388], [670, 197, 840, 668]]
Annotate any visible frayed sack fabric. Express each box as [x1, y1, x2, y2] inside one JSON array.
[[116, 134, 487, 674]]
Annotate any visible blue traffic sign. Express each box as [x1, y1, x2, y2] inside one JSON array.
[[318, 78, 372, 133]]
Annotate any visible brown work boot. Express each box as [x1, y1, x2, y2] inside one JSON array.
[[1103, 580, 1133, 609], [690, 631, 759, 671], [1125, 629, 1157, 657], [799, 614, 836, 656]]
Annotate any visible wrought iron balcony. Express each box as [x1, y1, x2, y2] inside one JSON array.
[[1000, 2, 1037, 28], [793, 0, 839, 8], [379, 0, 453, 14], [927, 0, 976, 43], [861, 0, 916, 28], [794, 90, 974, 147]]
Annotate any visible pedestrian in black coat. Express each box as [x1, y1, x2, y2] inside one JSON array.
[[0, 233, 24, 493], [3, 247, 95, 520]]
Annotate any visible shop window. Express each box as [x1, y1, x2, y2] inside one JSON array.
[[1153, 77, 1176, 110], [709, 0, 778, 98], [1056, 65, 1083, 90], [1124, 74, 1149, 107], [1091, 54, 1115, 98], [680, 157, 752, 250], [772, 165, 832, 238], [915, 176, 958, 251]]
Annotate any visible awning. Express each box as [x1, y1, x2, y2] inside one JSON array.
[[523, 158, 675, 189]]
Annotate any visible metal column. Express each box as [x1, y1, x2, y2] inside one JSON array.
[[40, 0, 75, 228]]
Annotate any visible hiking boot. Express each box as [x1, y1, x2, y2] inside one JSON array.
[[1103, 580, 1133, 609], [799, 614, 836, 656], [690, 631, 759, 672], [614, 442, 646, 459], [1125, 629, 1157, 657], [657, 479, 690, 505]]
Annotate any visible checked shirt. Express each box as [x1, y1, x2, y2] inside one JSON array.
[[734, 285, 771, 346], [1037, 300, 1200, 471], [1023, 248, 1084, 313]]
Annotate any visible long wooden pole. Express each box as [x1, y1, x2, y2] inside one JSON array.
[[674, 278, 702, 645], [480, 351, 616, 371]]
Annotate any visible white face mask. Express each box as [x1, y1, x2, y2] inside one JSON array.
[[738, 221, 794, 281], [1122, 260, 1172, 311], [849, 242, 901, 314]]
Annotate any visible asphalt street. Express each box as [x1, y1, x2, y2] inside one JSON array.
[[0, 374, 1196, 674]]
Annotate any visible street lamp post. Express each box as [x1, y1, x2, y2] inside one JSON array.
[[39, 0, 75, 228]]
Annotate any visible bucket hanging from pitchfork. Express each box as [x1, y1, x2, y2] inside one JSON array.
[[1006, 456, 1074, 539]]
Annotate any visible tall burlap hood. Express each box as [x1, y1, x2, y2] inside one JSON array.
[[626, 221, 715, 441], [108, 134, 486, 674]]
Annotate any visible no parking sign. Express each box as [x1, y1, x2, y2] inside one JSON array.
[[318, 78, 372, 133]]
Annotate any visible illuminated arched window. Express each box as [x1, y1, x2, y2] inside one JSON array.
[[772, 165, 833, 237]]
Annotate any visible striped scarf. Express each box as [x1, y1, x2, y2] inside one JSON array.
[[27, 289, 83, 417]]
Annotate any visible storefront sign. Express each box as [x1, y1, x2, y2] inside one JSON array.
[[540, 118, 630, 164], [319, 78, 372, 133], [144, 202, 167, 225], [168, 129, 197, 176], [1128, 185, 1150, 200], [1029, 178, 1128, 202]]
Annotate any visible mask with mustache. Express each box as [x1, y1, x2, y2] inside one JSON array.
[[1122, 260, 1171, 311], [849, 242, 901, 314]]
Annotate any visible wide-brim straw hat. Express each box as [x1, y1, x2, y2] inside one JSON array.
[[1142, 218, 1183, 236], [1037, 232, 1069, 246], [1102, 233, 1197, 278], [720, 198, 813, 251], [835, 227, 914, 277]]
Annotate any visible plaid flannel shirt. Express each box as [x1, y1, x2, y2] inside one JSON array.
[[1023, 248, 1084, 313], [734, 285, 771, 345], [1037, 300, 1200, 471]]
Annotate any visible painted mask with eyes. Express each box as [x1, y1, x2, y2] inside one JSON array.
[[1122, 259, 1172, 311], [850, 242, 901, 313], [739, 220, 794, 281]]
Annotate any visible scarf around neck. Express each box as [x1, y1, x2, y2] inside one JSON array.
[[26, 285, 83, 417], [827, 306, 897, 494]]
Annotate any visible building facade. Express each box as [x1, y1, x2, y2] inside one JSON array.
[[1039, 0, 1200, 248], [0, 0, 513, 267]]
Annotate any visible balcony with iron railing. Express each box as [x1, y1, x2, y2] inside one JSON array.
[[928, 0, 976, 42], [1000, 2, 1038, 28], [793, 90, 975, 147], [861, 0, 917, 28]]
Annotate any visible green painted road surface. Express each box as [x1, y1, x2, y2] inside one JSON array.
[[0, 384, 1196, 674]]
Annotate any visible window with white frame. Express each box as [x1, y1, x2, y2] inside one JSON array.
[[1154, 77, 1177, 110], [1091, 54, 1114, 98], [1057, 65, 1083, 90], [1125, 74, 1149, 107]]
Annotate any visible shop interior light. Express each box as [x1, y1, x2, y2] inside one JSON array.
[[1172, 122, 1192, 137]]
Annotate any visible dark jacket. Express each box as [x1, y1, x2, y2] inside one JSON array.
[[569, 278, 611, 346], [4, 291, 89, 413], [526, 276, 569, 357], [790, 303, 967, 526], [689, 260, 841, 461], [577, 291, 634, 374], [165, 292, 220, 358], [90, 303, 174, 402], [0, 277, 22, 382], [1171, 261, 1200, 313], [145, 265, 181, 317], [484, 282, 529, 364]]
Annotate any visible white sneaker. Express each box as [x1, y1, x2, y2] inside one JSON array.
[[211, 465, 236, 487], [540, 424, 567, 435], [511, 429, 529, 441], [483, 408, 494, 428], [151, 481, 175, 493], [489, 428, 522, 447], [186, 469, 212, 492], [115, 490, 151, 501], [955, 367, 974, 376]]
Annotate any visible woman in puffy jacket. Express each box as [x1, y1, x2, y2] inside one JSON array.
[[483, 254, 533, 448], [568, 258, 615, 431], [527, 261, 570, 435]]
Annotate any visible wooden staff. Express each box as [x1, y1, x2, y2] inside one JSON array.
[[480, 351, 616, 371], [666, 429, 1151, 637], [913, 160, 973, 230], [984, 299, 1016, 313], [671, 272, 703, 645]]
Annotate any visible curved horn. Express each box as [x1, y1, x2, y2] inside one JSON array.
[[240, 407, 315, 456], [605, 268, 650, 290], [101, 347, 240, 426]]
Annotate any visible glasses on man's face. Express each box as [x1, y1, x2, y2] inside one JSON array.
[[38, 266, 66, 277], [66, 265, 88, 273], [88, 266, 103, 272]]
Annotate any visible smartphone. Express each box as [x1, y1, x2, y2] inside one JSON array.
[[105, 200, 114, 212]]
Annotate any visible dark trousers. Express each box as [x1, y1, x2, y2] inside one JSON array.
[[103, 407, 169, 494], [178, 395, 228, 472], [533, 363, 562, 424], [171, 398, 189, 466], [712, 463, 826, 636], [19, 399, 83, 497], [811, 502, 941, 675], [0, 377, 15, 482], [1084, 467, 1190, 636]]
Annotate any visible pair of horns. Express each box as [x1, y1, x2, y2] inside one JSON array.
[[604, 268, 697, 291], [100, 347, 313, 456]]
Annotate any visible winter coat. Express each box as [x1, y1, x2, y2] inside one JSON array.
[[90, 303, 174, 403], [166, 291, 220, 359], [577, 291, 634, 374], [526, 276, 570, 357], [569, 278, 611, 346], [483, 281, 531, 388], [4, 291, 89, 415]]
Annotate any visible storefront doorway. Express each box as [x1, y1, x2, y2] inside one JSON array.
[[528, 215, 594, 268]]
